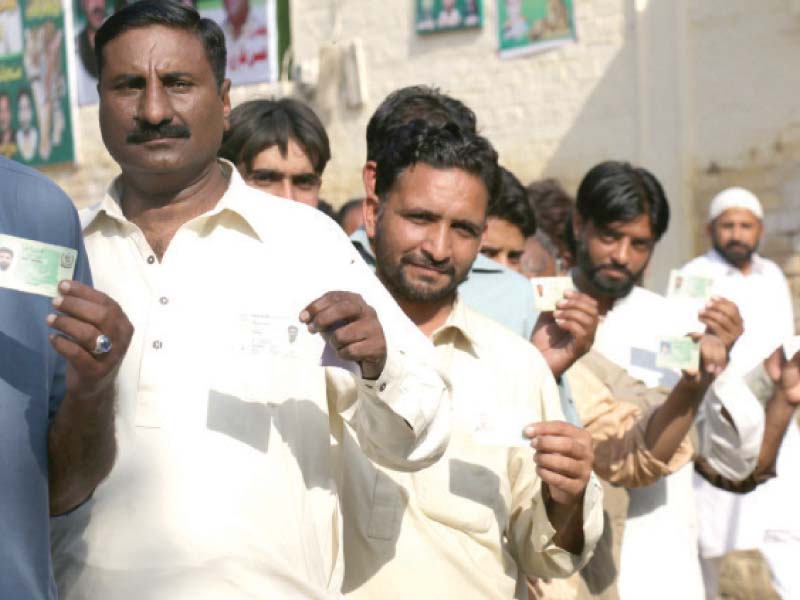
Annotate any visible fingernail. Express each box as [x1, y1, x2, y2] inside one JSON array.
[[553, 310, 563, 318], [52, 297, 62, 308], [556, 300, 568, 308], [307, 323, 317, 334], [555, 318, 565, 326], [46, 314, 56, 325], [524, 425, 536, 437], [59, 281, 70, 293], [299, 310, 309, 323]]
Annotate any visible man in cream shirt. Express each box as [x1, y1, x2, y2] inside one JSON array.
[[50, 3, 450, 599], [340, 120, 603, 599]]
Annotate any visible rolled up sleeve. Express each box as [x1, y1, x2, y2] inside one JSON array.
[[696, 371, 764, 481]]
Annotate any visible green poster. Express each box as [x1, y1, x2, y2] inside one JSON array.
[[497, 0, 575, 58], [416, 0, 482, 34], [0, 0, 74, 165]]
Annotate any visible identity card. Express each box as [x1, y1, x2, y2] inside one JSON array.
[[0, 234, 76, 297], [656, 336, 701, 371], [531, 277, 575, 312]]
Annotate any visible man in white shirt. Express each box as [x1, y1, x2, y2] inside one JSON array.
[[679, 187, 798, 599], [341, 111, 602, 600], [568, 162, 766, 600], [50, 3, 450, 599]]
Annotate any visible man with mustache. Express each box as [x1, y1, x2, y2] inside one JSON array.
[[678, 187, 798, 599], [50, 2, 450, 599]]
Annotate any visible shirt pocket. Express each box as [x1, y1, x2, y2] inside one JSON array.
[[412, 445, 502, 534]]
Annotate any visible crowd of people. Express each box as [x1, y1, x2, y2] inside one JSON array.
[[2, 2, 799, 600]]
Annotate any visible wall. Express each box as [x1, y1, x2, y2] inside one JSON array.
[[41, 0, 800, 327]]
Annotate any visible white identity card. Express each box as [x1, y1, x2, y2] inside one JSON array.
[[0, 233, 76, 297], [656, 336, 700, 371], [472, 407, 539, 448], [666, 270, 714, 301], [531, 276, 574, 312]]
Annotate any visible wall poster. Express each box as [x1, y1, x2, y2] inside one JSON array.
[[416, 0, 482, 34], [0, 0, 75, 165], [497, 0, 575, 58]]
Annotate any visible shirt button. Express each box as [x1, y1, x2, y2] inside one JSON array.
[[539, 534, 549, 545], [152, 340, 163, 350], [159, 296, 169, 305], [379, 382, 387, 392], [147, 255, 155, 264]]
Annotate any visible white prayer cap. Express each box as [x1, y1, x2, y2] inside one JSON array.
[[708, 187, 763, 222]]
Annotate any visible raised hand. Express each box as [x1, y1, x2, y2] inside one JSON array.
[[300, 291, 387, 379], [531, 290, 598, 379], [48, 280, 133, 399]]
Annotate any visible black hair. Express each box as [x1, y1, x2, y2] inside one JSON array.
[[94, 0, 226, 89], [489, 167, 537, 238], [316, 199, 336, 220], [0, 247, 13, 256], [526, 178, 572, 223], [575, 161, 670, 240], [219, 98, 331, 176], [366, 85, 477, 162], [336, 198, 363, 226], [375, 120, 499, 202]]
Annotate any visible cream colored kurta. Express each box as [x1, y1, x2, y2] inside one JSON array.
[[50, 164, 451, 600], [341, 300, 603, 600]]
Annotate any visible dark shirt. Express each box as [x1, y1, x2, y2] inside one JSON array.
[[0, 156, 92, 599]]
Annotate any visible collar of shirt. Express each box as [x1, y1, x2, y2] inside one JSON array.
[[81, 160, 268, 242], [429, 295, 482, 358], [705, 248, 768, 277]]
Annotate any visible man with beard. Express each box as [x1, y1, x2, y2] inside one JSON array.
[[569, 162, 768, 600], [50, 3, 450, 599], [678, 187, 798, 599], [341, 119, 603, 600]]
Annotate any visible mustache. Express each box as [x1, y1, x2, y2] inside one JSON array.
[[724, 241, 752, 251], [402, 254, 454, 276], [90, 7, 105, 17], [589, 263, 635, 281], [126, 124, 191, 144]]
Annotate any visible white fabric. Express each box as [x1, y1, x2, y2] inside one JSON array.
[[708, 187, 763, 221], [50, 164, 451, 600], [680, 250, 797, 591], [593, 286, 763, 600]]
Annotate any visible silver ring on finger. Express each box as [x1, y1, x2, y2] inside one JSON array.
[[91, 334, 113, 356]]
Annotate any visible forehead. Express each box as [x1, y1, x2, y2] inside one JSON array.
[[593, 213, 653, 239], [101, 25, 211, 77], [485, 217, 525, 245], [714, 208, 760, 225], [391, 163, 488, 213], [250, 140, 315, 173]]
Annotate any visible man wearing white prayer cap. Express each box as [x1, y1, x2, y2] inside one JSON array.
[[678, 186, 798, 599]]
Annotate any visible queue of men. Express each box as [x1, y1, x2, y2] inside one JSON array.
[[2, 2, 799, 599]]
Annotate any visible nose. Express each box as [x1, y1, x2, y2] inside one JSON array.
[[138, 80, 174, 127], [281, 180, 296, 202], [422, 223, 451, 264], [609, 239, 631, 267]]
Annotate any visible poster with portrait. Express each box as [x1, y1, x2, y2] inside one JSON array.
[[199, 0, 277, 87], [415, 0, 482, 33], [497, 0, 576, 59], [0, 0, 75, 165], [71, 0, 113, 105], [71, 0, 277, 105]]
